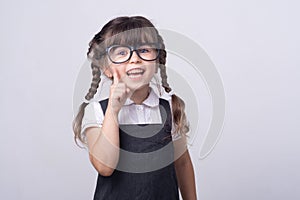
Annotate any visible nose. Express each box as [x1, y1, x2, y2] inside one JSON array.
[[129, 50, 141, 63]]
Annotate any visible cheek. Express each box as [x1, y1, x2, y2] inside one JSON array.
[[145, 65, 157, 82], [148, 62, 158, 73]]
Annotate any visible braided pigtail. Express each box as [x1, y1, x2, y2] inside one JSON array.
[[85, 63, 102, 100], [171, 94, 189, 135], [159, 63, 189, 136], [73, 62, 102, 146], [73, 102, 88, 146], [159, 63, 172, 93], [72, 21, 110, 146]]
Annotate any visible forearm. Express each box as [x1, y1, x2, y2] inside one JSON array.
[[175, 151, 197, 200], [86, 104, 120, 175], [85, 71, 131, 176]]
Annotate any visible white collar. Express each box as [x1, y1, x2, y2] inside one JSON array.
[[124, 87, 160, 107]]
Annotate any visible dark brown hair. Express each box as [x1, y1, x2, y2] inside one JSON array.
[[73, 16, 189, 145]]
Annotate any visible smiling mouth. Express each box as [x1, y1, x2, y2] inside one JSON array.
[[126, 68, 145, 78]]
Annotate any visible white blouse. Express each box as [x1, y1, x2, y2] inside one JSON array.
[[81, 86, 181, 141]]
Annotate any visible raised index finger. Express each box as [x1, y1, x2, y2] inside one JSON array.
[[112, 70, 120, 85]]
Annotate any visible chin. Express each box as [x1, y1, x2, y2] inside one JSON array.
[[127, 81, 149, 92]]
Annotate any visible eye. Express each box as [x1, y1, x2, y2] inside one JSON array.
[[110, 46, 129, 56], [117, 50, 128, 55], [138, 48, 151, 53], [137, 44, 158, 54]]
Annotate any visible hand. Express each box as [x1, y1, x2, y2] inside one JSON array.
[[109, 70, 132, 114]]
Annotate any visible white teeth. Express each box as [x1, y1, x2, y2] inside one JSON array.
[[127, 68, 144, 76], [128, 74, 142, 78]]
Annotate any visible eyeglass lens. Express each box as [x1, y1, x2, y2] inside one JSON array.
[[108, 44, 159, 63]]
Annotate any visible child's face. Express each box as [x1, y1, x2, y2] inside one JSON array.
[[103, 46, 158, 91]]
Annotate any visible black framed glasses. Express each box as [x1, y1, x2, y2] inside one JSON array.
[[106, 43, 160, 64]]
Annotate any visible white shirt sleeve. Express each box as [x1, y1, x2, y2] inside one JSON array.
[[81, 101, 104, 137]]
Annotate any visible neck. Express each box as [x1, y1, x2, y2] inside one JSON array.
[[130, 84, 150, 105]]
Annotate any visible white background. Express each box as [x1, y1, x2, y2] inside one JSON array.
[[1, 0, 299, 199]]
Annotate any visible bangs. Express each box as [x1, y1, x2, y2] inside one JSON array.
[[104, 27, 159, 47]]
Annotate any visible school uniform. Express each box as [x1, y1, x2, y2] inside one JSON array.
[[82, 87, 180, 200]]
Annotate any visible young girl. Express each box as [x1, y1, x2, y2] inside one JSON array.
[[73, 16, 197, 200]]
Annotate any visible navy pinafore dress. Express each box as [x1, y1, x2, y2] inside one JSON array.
[[93, 98, 179, 200]]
